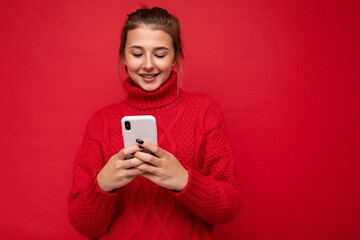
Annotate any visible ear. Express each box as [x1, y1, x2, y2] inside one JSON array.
[[172, 57, 177, 66]]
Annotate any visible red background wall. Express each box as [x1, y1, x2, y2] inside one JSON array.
[[1, 0, 359, 239]]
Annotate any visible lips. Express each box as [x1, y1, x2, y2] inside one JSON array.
[[139, 73, 159, 82]]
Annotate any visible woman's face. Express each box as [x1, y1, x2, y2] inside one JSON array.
[[124, 25, 175, 92]]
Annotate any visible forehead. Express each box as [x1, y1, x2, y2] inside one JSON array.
[[126, 25, 173, 49]]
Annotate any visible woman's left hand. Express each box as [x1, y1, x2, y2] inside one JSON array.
[[133, 140, 188, 191]]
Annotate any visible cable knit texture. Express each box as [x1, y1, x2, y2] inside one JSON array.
[[68, 72, 242, 239]]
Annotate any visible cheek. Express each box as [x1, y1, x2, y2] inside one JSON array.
[[126, 60, 142, 71], [156, 60, 173, 71]]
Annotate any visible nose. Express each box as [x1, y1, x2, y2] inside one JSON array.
[[142, 55, 154, 71]]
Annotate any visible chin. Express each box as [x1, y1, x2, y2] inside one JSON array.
[[140, 78, 166, 92], [141, 83, 161, 92]]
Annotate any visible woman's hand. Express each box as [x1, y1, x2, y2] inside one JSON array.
[[134, 140, 189, 191], [96, 145, 144, 192]]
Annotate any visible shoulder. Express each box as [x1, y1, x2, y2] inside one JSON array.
[[180, 91, 224, 130], [93, 103, 124, 117], [181, 91, 220, 109], [85, 103, 124, 139]]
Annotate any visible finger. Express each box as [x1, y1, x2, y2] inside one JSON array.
[[124, 154, 134, 160], [134, 151, 161, 167], [119, 157, 145, 169], [139, 140, 165, 158], [136, 163, 159, 175], [122, 167, 143, 177], [117, 144, 142, 160]]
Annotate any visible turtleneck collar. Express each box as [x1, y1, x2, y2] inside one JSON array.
[[123, 71, 179, 109]]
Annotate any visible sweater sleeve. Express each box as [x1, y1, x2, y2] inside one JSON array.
[[68, 113, 118, 239], [174, 100, 243, 224]]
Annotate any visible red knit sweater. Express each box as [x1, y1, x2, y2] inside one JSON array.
[[68, 72, 242, 239]]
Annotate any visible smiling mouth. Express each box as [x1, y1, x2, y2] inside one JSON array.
[[139, 73, 159, 81]]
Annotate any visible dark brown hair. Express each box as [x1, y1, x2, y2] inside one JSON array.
[[119, 7, 184, 67]]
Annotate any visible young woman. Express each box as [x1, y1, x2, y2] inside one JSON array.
[[68, 7, 242, 239]]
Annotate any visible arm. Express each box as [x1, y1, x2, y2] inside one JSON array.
[[173, 101, 243, 224], [68, 114, 118, 239]]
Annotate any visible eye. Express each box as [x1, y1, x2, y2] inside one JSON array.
[[155, 54, 166, 58], [132, 53, 143, 58]]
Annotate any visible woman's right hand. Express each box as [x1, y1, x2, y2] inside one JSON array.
[[96, 145, 144, 192]]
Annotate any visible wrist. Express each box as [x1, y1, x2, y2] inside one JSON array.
[[177, 169, 189, 191], [96, 171, 112, 193]]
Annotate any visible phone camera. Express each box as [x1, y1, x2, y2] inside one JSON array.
[[125, 121, 131, 131]]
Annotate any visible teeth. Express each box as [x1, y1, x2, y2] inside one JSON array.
[[141, 74, 157, 79]]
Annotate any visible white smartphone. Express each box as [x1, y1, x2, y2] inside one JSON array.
[[121, 115, 158, 148]]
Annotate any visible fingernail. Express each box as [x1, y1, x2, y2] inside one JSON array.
[[125, 154, 134, 160], [136, 138, 144, 144]]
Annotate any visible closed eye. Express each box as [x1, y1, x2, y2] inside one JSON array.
[[132, 53, 143, 58]]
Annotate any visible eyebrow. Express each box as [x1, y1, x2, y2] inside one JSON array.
[[129, 45, 170, 51]]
